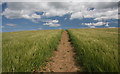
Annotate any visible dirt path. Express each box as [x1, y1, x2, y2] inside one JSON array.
[[40, 31, 80, 72]]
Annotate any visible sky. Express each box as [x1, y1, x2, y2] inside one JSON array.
[[0, 0, 119, 32]]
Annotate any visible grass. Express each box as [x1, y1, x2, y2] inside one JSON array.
[[66, 28, 119, 72], [2, 29, 63, 72]]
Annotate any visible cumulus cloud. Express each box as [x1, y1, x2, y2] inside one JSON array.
[[89, 26, 95, 28], [43, 23, 60, 27], [83, 22, 109, 26], [2, 8, 41, 19], [31, 19, 39, 23], [105, 22, 109, 27], [2, 2, 118, 27], [43, 19, 60, 27], [70, 2, 118, 20], [2, 2, 118, 21], [6, 23, 16, 26]]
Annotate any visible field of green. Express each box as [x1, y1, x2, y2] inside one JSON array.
[[2, 29, 63, 72], [66, 28, 119, 72]]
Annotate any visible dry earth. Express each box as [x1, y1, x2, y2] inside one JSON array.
[[40, 31, 81, 72]]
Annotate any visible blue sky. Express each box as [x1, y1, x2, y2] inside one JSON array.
[[0, 2, 118, 32]]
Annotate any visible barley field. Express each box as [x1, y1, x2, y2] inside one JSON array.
[[66, 28, 119, 72], [2, 29, 63, 72]]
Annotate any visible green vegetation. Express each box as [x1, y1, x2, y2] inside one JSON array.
[[66, 28, 119, 72], [2, 29, 63, 72]]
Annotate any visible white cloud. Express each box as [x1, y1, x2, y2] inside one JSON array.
[[31, 14, 41, 19], [70, 12, 83, 20], [105, 22, 109, 27], [31, 19, 39, 23], [2, 8, 41, 19], [2, 2, 68, 19], [6, 23, 16, 26], [70, 3, 118, 20], [43, 19, 60, 27], [83, 22, 109, 26], [31, 18, 59, 24], [52, 20, 59, 23], [43, 23, 60, 27], [89, 26, 95, 28], [2, 2, 118, 23]]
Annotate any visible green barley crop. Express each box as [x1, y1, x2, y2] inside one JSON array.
[[66, 28, 119, 72], [2, 29, 63, 72]]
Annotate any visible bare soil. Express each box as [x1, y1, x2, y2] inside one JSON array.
[[40, 31, 81, 72]]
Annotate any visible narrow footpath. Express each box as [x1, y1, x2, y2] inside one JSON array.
[[40, 31, 81, 72]]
